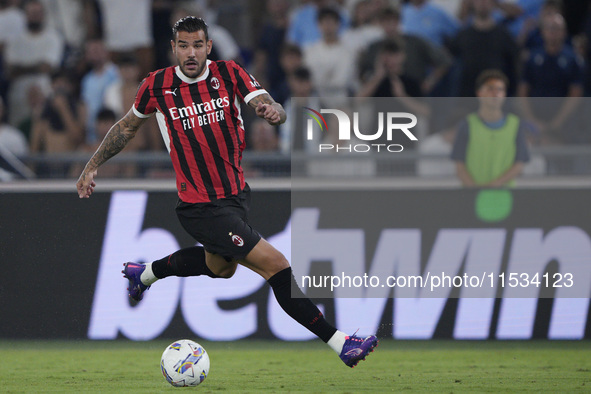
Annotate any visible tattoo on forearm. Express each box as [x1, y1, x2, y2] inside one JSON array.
[[249, 93, 286, 124], [86, 113, 140, 170], [249, 93, 275, 107]]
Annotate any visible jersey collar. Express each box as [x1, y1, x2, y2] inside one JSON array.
[[175, 60, 211, 84]]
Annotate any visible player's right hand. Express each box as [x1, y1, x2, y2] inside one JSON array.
[[76, 169, 97, 198]]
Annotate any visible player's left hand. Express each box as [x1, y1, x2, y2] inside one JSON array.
[[256, 103, 283, 125]]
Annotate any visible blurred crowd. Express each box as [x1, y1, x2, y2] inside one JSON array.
[[0, 0, 590, 178]]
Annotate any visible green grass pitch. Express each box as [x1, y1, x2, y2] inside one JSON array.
[[1, 340, 590, 392]]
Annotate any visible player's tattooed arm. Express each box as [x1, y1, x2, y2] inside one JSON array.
[[249, 93, 286, 126], [76, 108, 146, 198], [88, 109, 145, 169]]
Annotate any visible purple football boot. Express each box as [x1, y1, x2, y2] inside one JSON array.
[[122, 262, 150, 301], [339, 334, 378, 368]]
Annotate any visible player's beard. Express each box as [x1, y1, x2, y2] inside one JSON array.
[[180, 59, 206, 79]]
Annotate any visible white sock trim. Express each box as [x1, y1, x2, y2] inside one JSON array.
[[327, 330, 347, 354], [140, 263, 158, 286]]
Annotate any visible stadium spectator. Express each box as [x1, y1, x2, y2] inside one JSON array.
[[80, 38, 120, 144], [0, 0, 25, 103], [448, 0, 519, 97], [249, 118, 280, 152], [517, 13, 584, 143], [91, 108, 117, 145], [499, 0, 546, 38], [279, 66, 321, 154], [458, 0, 505, 26], [103, 55, 161, 152], [5, 0, 63, 127], [518, 13, 583, 98], [253, 0, 291, 103], [97, 0, 155, 78], [342, 0, 383, 50], [287, 0, 350, 48], [16, 83, 46, 142], [151, 0, 179, 70], [431, 0, 463, 22], [303, 7, 358, 105], [0, 0, 25, 48], [270, 43, 305, 105], [357, 39, 423, 99], [39, 0, 97, 69], [451, 69, 530, 187], [519, 0, 565, 51], [30, 71, 84, 154], [359, 7, 452, 96], [357, 39, 430, 149], [103, 55, 141, 119], [402, 0, 460, 48], [0, 96, 28, 157], [244, 118, 281, 177]]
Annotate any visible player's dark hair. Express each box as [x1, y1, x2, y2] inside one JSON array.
[[475, 69, 508, 91], [317, 7, 341, 23], [172, 16, 209, 41]]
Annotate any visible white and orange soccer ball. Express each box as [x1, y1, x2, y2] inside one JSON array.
[[160, 339, 210, 387]]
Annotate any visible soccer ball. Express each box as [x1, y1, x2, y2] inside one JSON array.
[[160, 339, 210, 387]]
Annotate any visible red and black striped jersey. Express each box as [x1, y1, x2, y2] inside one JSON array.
[[133, 60, 266, 203]]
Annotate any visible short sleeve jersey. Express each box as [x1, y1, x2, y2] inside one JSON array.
[[133, 60, 267, 203]]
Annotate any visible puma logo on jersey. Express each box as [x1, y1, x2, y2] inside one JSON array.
[[165, 88, 178, 96]]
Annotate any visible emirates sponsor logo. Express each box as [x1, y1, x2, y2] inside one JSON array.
[[168, 96, 231, 130]]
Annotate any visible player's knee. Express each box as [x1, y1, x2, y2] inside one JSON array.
[[213, 264, 237, 279], [266, 251, 289, 276]]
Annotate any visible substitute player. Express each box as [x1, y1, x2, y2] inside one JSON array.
[[76, 16, 377, 368]]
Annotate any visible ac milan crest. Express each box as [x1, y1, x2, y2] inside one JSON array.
[[231, 234, 244, 246], [210, 77, 220, 90]]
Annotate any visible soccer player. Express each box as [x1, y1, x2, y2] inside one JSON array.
[[76, 16, 377, 368]]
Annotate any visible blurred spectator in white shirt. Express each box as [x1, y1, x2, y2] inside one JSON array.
[[39, 0, 98, 69], [0, 0, 26, 105], [303, 7, 358, 105], [97, 0, 154, 77], [5, 0, 63, 127], [103, 55, 161, 151], [0, 0, 26, 51]]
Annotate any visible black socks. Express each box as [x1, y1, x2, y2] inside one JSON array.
[[151, 246, 219, 278], [152, 251, 337, 343], [267, 267, 337, 343]]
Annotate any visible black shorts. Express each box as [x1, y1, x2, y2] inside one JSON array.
[[175, 184, 261, 261]]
